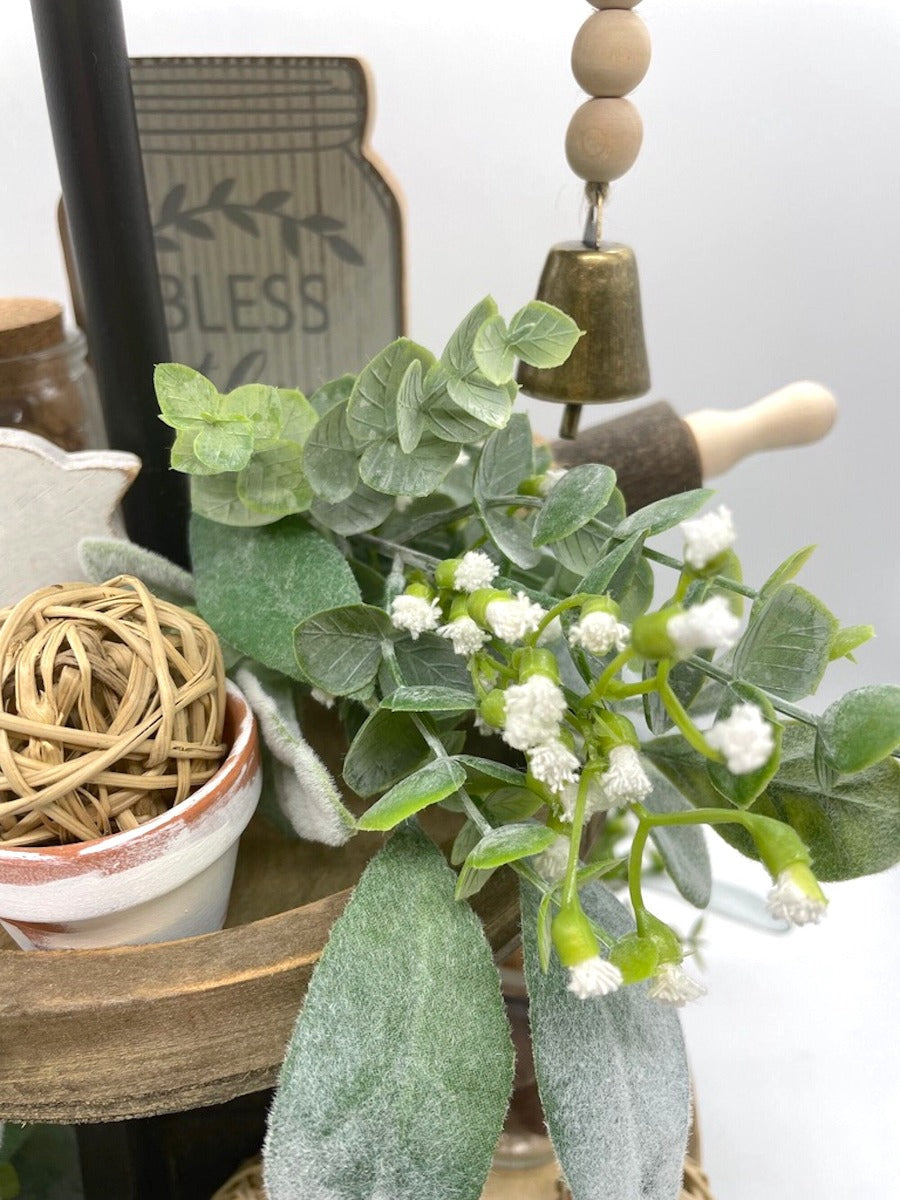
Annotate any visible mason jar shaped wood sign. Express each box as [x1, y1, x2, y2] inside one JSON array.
[[130, 57, 405, 392]]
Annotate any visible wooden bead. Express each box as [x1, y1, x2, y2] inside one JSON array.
[[565, 98, 643, 182], [572, 11, 651, 98], [588, 1, 643, 10]]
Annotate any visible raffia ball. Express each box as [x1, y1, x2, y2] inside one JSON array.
[[566, 97, 644, 182], [0, 577, 226, 847], [572, 10, 652, 97]]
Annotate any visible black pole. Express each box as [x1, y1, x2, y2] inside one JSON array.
[[31, 0, 189, 567]]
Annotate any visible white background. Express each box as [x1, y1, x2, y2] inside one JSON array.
[[2, 1, 898, 1196]]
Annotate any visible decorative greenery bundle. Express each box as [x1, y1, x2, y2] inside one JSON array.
[[79, 297, 899, 1200]]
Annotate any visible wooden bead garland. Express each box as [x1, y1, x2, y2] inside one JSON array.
[[566, 98, 643, 183], [567, 0, 650, 185], [572, 11, 651, 97]]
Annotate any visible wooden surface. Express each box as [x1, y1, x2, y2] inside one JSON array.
[[130, 57, 405, 394], [0, 812, 519, 1123]]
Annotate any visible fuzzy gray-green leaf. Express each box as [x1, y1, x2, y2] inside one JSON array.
[[818, 685, 900, 774], [522, 880, 690, 1200], [303, 401, 360, 503], [78, 537, 196, 607], [614, 489, 714, 539], [346, 338, 435, 445], [359, 433, 458, 497], [191, 514, 360, 680], [343, 709, 431, 797], [263, 827, 514, 1200]]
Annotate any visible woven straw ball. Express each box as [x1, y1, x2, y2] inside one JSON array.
[[0, 577, 226, 847]]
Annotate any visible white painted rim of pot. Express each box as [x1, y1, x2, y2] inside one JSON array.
[[0, 678, 261, 922]]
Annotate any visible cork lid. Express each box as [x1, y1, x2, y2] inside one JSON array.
[[0, 299, 65, 359]]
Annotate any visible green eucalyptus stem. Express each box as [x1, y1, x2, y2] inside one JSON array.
[[357, 534, 440, 572], [529, 595, 588, 646], [656, 661, 722, 762]]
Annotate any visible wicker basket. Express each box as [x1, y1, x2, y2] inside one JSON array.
[[211, 1152, 714, 1199]]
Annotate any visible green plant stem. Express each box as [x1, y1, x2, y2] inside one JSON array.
[[627, 804, 761, 935], [656, 661, 722, 761], [357, 533, 440, 572], [528, 595, 588, 646], [606, 677, 658, 699], [562, 773, 592, 910], [579, 649, 633, 710]]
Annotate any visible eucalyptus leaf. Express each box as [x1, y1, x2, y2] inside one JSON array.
[[311, 482, 394, 536], [451, 818, 483, 866], [343, 709, 430, 797], [645, 724, 900, 881], [643, 762, 712, 908], [442, 296, 500, 374], [444, 372, 514, 429], [294, 605, 393, 696], [533, 464, 617, 546], [396, 359, 426, 453], [733, 583, 836, 701], [424, 391, 499, 444], [549, 523, 609, 578], [507, 301, 583, 369], [191, 473, 279, 527], [358, 758, 467, 830], [236, 663, 355, 845], [78, 537, 196, 607], [465, 823, 557, 870], [303, 401, 360, 503], [155, 362, 219, 426], [309, 374, 355, 417], [346, 339, 435, 445], [614, 489, 714, 539], [475, 413, 534, 503], [472, 314, 516, 384], [522, 880, 690, 1200], [818, 685, 900, 774], [191, 514, 360, 680], [381, 686, 477, 713], [483, 786, 544, 821], [264, 826, 514, 1200], [359, 433, 458, 497], [194, 419, 255, 473], [483, 508, 542, 570], [237, 442, 311, 515]]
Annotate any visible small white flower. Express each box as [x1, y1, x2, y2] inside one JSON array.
[[502, 675, 567, 750], [681, 505, 736, 571], [532, 834, 571, 883], [310, 687, 336, 710], [667, 595, 741, 657], [598, 744, 653, 806], [455, 450, 471, 468], [647, 962, 707, 1007], [485, 591, 547, 644], [767, 867, 828, 926], [438, 616, 489, 657], [569, 610, 630, 656], [707, 702, 775, 774], [453, 550, 498, 594], [390, 593, 441, 640], [567, 956, 623, 1000], [527, 739, 581, 794], [539, 468, 567, 497]]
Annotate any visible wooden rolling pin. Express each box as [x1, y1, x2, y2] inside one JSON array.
[[551, 381, 837, 511]]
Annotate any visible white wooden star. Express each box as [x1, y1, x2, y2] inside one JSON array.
[[0, 429, 140, 608]]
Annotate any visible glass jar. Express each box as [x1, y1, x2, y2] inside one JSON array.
[[0, 298, 105, 451]]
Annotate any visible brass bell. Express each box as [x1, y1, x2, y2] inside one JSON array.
[[517, 241, 651, 439]]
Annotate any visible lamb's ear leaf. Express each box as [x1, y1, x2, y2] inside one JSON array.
[[235, 663, 355, 846], [263, 826, 514, 1200], [78, 537, 196, 607], [522, 879, 690, 1200]]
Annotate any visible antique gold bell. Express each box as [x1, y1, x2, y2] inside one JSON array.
[[517, 241, 651, 439]]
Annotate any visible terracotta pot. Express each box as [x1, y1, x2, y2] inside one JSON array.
[[0, 680, 261, 950]]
